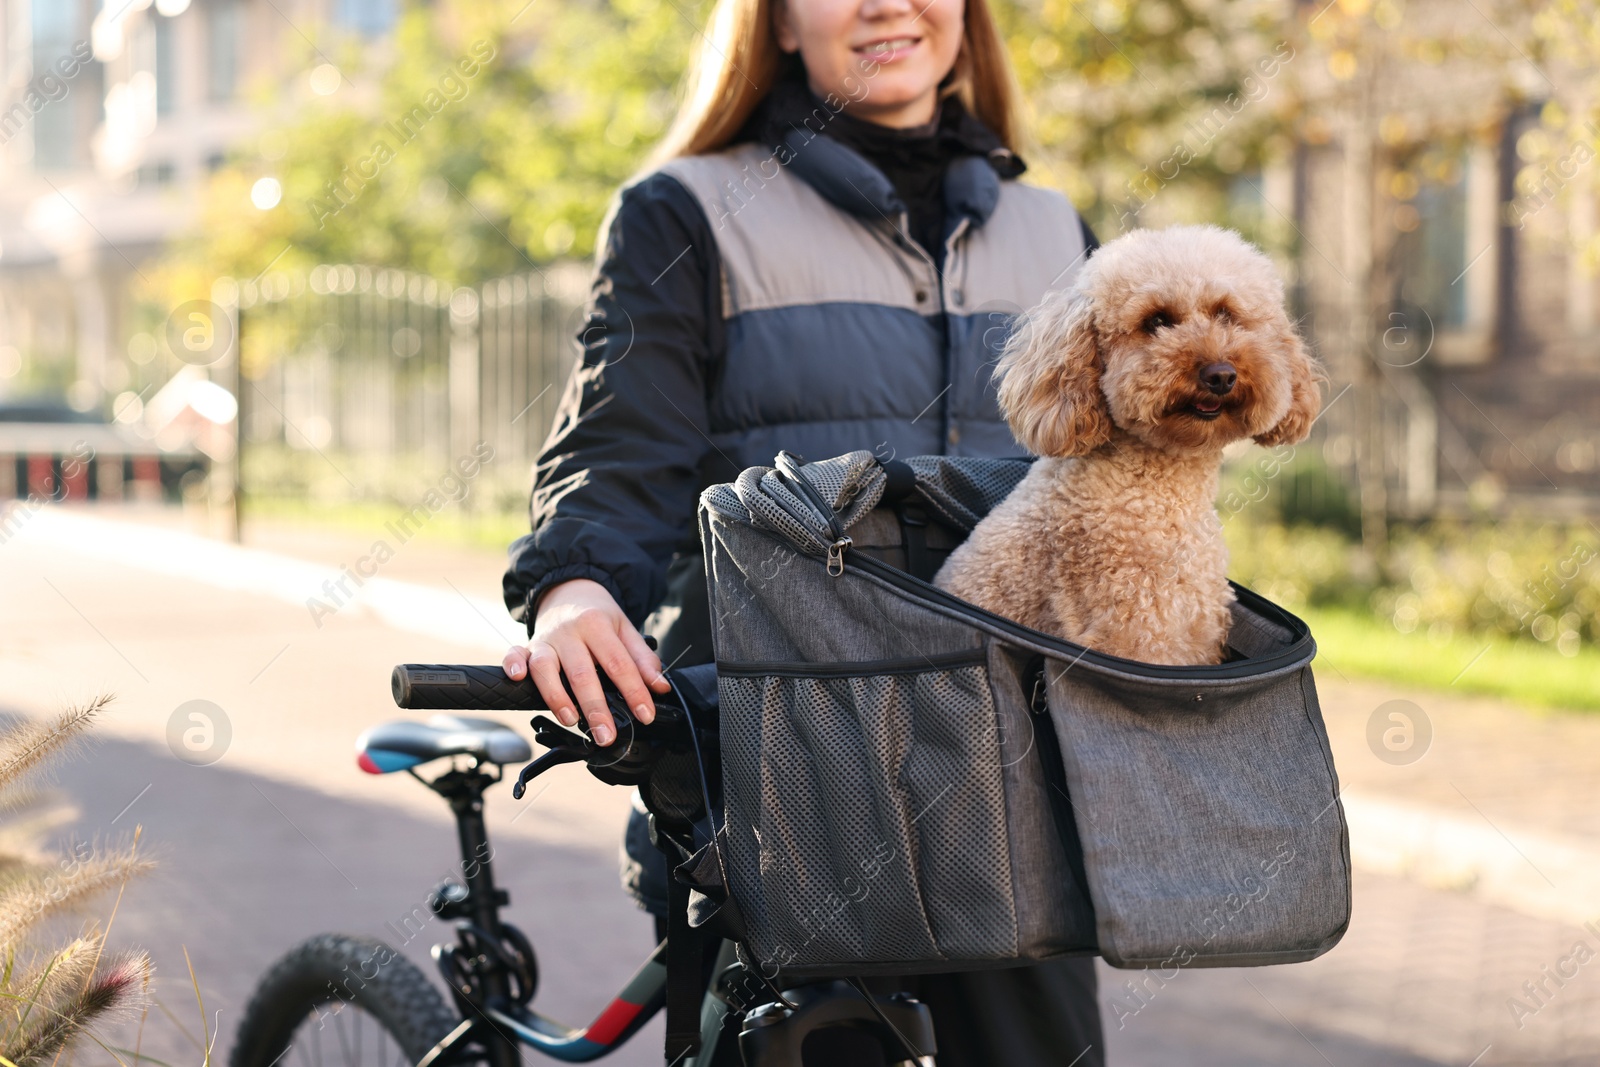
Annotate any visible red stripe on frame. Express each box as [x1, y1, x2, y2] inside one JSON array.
[[585, 997, 644, 1046]]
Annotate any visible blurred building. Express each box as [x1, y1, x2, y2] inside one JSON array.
[[1284, 26, 1600, 521], [0, 0, 395, 410]]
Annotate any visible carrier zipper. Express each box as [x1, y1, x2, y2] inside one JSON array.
[[774, 450, 854, 577], [826, 535, 852, 577], [1023, 655, 1098, 921], [843, 550, 1315, 682], [718, 647, 987, 677]]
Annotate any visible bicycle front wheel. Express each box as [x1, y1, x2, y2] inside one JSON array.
[[229, 933, 462, 1067]]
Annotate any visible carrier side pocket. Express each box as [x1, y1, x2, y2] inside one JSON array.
[[1043, 661, 1351, 968], [718, 649, 1020, 971]]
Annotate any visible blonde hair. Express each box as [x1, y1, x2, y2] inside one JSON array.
[[646, 0, 1023, 168]]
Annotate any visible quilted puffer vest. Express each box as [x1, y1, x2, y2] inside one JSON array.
[[657, 131, 1090, 468]]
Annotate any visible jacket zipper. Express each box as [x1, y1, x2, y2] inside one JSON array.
[[888, 211, 965, 457]]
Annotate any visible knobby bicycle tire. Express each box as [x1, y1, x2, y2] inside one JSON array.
[[229, 933, 461, 1066]]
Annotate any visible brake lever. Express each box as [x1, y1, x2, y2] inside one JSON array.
[[510, 747, 585, 799], [510, 715, 597, 799], [510, 675, 697, 800], [529, 714, 590, 750]]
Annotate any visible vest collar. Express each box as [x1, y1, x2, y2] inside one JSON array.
[[778, 126, 1004, 231], [944, 155, 1001, 227]]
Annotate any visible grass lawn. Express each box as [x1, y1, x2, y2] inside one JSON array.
[[1299, 606, 1600, 712]]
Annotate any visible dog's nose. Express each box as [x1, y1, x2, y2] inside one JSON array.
[[1199, 362, 1237, 395]]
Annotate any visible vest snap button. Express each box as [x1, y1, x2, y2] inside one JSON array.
[[947, 426, 960, 445], [915, 289, 928, 303]]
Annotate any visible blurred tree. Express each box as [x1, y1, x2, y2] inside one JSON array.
[[1521, 0, 1600, 273], [1003, 0, 1297, 241], [149, 0, 702, 300]]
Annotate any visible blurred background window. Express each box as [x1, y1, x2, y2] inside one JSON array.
[[208, 0, 238, 102], [335, 0, 396, 36], [155, 12, 175, 115], [28, 0, 78, 169], [1400, 159, 1469, 331]]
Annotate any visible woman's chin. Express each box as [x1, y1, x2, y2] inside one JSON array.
[[840, 80, 942, 126]]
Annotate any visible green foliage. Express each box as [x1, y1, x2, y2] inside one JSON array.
[[1225, 516, 1376, 614], [1225, 500, 1600, 709], [1225, 515, 1600, 658], [1221, 449, 1364, 537], [1002, 0, 1297, 239], [1520, 1, 1600, 271], [1300, 605, 1600, 712], [153, 0, 703, 302]]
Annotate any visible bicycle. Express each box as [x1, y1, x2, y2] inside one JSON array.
[[229, 661, 939, 1067]]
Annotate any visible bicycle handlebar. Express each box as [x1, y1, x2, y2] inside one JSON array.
[[391, 663, 547, 712]]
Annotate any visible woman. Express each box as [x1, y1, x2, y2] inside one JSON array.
[[502, 0, 1104, 1060]]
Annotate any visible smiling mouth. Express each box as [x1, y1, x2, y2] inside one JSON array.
[[1187, 396, 1225, 420], [856, 37, 920, 58]]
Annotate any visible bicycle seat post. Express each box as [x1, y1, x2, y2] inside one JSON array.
[[429, 768, 521, 1067]]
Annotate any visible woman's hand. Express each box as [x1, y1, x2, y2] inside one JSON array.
[[502, 578, 672, 746]]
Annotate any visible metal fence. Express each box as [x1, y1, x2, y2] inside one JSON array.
[[235, 262, 589, 510]]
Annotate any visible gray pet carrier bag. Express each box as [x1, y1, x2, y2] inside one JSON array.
[[696, 449, 1351, 976]]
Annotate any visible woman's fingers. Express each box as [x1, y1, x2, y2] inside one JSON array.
[[516, 588, 669, 743], [522, 640, 578, 727], [501, 644, 530, 681], [545, 633, 617, 745], [620, 625, 672, 697], [592, 626, 660, 725]]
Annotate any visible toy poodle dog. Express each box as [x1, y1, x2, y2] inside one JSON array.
[[933, 224, 1326, 666]]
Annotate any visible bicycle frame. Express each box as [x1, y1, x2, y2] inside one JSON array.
[[410, 764, 667, 1067]]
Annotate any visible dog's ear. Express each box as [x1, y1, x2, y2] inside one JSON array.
[[1253, 327, 1328, 447], [996, 289, 1112, 458]]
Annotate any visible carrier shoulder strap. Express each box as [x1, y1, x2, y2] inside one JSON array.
[[665, 869, 706, 1061]]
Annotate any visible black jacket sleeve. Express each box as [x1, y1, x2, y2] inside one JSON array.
[[502, 172, 727, 632], [1081, 217, 1101, 256]]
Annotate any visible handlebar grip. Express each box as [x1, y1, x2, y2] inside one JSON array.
[[391, 664, 547, 712]]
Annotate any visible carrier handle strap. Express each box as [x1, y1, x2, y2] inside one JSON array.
[[896, 501, 934, 583]]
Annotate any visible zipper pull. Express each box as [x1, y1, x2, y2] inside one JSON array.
[[826, 535, 853, 577], [1029, 662, 1050, 714]]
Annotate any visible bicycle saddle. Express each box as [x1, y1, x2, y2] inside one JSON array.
[[356, 716, 534, 775]]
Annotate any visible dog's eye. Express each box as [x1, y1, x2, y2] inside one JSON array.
[[1141, 310, 1175, 334], [1214, 304, 1235, 324]]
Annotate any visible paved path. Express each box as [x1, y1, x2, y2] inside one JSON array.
[[3, 504, 1599, 1065]]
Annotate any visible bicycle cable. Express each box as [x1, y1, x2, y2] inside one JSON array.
[[662, 672, 719, 857]]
